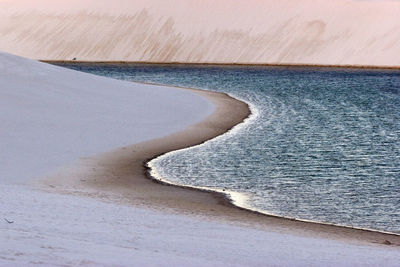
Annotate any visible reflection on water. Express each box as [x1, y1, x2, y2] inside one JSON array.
[[56, 63, 400, 234]]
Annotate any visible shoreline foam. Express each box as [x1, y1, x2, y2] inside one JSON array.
[[40, 82, 400, 247], [4, 52, 399, 265], [144, 84, 400, 240]]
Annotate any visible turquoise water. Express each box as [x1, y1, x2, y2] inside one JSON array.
[[56, 63, 400, 233]]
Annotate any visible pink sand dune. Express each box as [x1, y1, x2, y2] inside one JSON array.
[[0, 0, 399, 66]]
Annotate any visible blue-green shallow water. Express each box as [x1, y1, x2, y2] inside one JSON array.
[[55, 63, 400, 233]]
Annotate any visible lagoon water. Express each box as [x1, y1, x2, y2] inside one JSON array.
[[57, 63, 400, 233]]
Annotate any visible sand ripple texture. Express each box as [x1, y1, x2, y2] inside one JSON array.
[[0, 0, 400, 67]]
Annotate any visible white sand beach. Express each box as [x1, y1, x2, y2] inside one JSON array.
[[0, 0, 400, 67], [1, 52, 400, 266], [1, 0, 400, 265]]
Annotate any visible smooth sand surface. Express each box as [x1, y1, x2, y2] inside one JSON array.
[[4, 52, 399, 265], [0, 52, 215, 184], [39, 86, 400, 248]]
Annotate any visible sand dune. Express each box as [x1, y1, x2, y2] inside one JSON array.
[[1, 52, 400, 266], [0, 0, 399, 66], [0, 51, 214, 183]]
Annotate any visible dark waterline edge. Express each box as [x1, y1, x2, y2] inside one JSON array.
[[48, 62, 400, 239], [133, 80, 400, 238]]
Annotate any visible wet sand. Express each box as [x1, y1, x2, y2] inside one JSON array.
[[40, 86, 400, 248]]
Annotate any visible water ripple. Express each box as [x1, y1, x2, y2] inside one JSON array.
[[58, 63, 400, 234]]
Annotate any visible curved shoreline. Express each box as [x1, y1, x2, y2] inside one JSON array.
[[41, 82, 400, 247], [141, 86, 400, 244], [134, 81, 400, 240]]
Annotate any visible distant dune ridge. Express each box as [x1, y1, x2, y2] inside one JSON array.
[[0, 0, 399, 66]]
